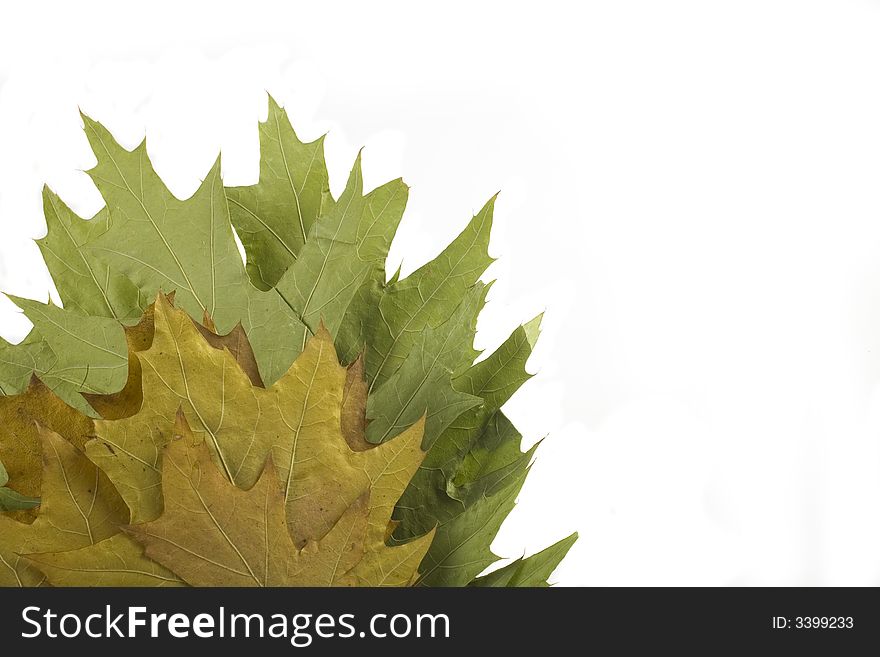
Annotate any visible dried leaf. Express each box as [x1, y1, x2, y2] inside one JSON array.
[[0, 426, 129, 586], [470, 533, 578, 587], [341, 355, 370, 451], [87, 296, 431, 560], [0, 103, 573, 588], [274, 154, 408, 338], [8, 295, 128, 399], [37, 186, 145, 323], [25, 533, 184, 587], [226, 96, 333, 290], [127, 414, 429, 587], [365, 285, 485, 446], [77, 113, 308, 385], [0, 378, 94, 523]]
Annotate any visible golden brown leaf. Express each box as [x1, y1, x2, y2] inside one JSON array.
[[0, 426, 129, 586], [341, 354, 371, 451], [25, 533, 184, 587], [127, 414, 427, 587], [87, 296, 431, 551], [0, 377, 93, 523]]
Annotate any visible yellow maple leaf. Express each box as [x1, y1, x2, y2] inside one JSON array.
[[0, 426, 129, 586], [125, 411, 430, 586], [83, 294, 433, 578]]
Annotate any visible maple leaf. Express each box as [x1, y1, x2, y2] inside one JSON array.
[[125, 413, 308, 587], [364, 284, 486, 447], [0, 331, 54, 397], [9, 296, 128, 398], [0, 402, 180, 587], [83, 292, 288, 522], [0, 425, 129, 587], [273, 154, 408, 339], [395, 316, 542, 533], [0, 377, 94, 523], [24, 533, 184, 587], [0, 300, 127, 417], [87, 295, 432, 559], [37, 187, 145, 323], [226, 96, 334, 291], [70, 114, 309, 385], [0, 187, 143, 412], [124, 410, 430, 587], [470, 532, 578, 587], [231, 99, 575, 585], [391, 316, 551, 586], [415, 469, 527, 586], [337, 196, 495, 381]]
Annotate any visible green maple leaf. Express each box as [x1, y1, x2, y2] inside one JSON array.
[[226, 96, 334, 291], [77, 113, 308, 385], [415, 468, 527, 586], [0, 294, 129, 416], [79, 114, 242, 328], [38, 187, 145, 323], [390, 316, 554, 586], [229, 101, 574, 586], [393, 315, 541, 538], [470, 532, 578, 587], [339, 197, 495, 385], [8, 296, 128, 397], [274, 154, 408, 339], [0, 334, 53, 397], [365, 283, 486, 446], [0, 187, 144, 410]]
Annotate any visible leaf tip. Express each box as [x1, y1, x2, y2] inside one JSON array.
[[523, 314, 543, 348]]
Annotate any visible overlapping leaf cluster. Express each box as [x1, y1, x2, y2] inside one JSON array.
[[1, 297, 433, 587], [0, 98, 575, 586]]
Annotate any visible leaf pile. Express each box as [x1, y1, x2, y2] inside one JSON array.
[[0, 97, 575, 586]]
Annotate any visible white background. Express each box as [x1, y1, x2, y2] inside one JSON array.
[[2, 0, 880, 586]]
